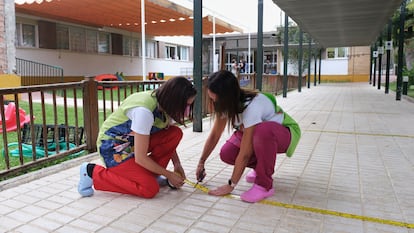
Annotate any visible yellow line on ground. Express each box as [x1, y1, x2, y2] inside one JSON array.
[[184, 179, 414, 229], [305, 129, 414, 138]]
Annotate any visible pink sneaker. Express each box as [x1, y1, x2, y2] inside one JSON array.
[[245, 169, 256, 183], [240, 184, 275, 203]]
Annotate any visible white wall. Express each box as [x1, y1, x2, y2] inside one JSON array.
[[16, 48, 193, 77], [280, 58, 349, 76], [321, 59, 348, 75]]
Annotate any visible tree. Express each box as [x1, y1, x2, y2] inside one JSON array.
[[275, 24, 320, 76], [390, 0, 414, 85]]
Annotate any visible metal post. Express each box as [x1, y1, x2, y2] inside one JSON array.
[[377, 34, 383, 90], [193, 0, 203, 132], [283, 12, 289, 97], [318, 49, 322, 84], [396, 0, 406, 101], [314, 54, 317, 86], [369, 45, 373, 84], [307, 38, 311, 88], [373, 42, 377, 87], [403, 76, 409, 95], [256, 0, 264, 91], [385, 19, 392, 94], [298, 29, 303, 92]]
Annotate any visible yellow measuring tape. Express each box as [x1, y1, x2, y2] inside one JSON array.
[[184, 179, 414, 229]]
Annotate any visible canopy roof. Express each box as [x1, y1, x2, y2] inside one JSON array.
[[15, 0, 242, 36], [273, 0, 404, 47]]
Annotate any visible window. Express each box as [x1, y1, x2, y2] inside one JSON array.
[[15, 23, 37, 47], [142, 40, 157, 58], [98, 32, 110, 53], [15, 24, 21, 47], [86, 30, 98, 53], [337, 47, 346, 58], [56, 24, 69, 50], [123, 36, 140, 56], [70, 27, 86, 52], [165, 45, 177, 59], [326, 47, 348, 59], [177, 46, 189, 61]]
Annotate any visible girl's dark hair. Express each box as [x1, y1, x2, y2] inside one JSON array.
[[207, 70, 257, 127], [154, 76, 197, 125]]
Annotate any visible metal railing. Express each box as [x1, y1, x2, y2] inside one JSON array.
[[237, 73, 307, 94], [16, 58, 64, 86], [0, 82, 85, 179]]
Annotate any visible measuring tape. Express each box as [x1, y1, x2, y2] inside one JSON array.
[[184, 179, 414, 229]]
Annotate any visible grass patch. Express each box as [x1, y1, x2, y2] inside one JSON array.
[[0, 101, 87, 172], [387, 82, 414, 98]]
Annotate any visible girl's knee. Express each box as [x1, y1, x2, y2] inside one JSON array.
[[159, 126, 183, 147], [136, 181, 159, 198], [220, 143, 238, 165], [169, 126, 183, 142]]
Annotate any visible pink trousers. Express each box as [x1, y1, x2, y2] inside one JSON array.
[[92, 126, 183, 198], [220, 121, 291, 190]]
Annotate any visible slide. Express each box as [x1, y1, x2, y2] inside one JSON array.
[[0, 102, 32, 133], [95, 74, 119, 90]]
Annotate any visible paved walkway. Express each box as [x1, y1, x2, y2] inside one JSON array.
[[1, 83, 414, 233]]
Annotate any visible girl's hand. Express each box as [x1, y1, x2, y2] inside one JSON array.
[[166, 171, 185, 188], [208, 184, 233, 196], [173, 164, 186, 180], [196, 163, 206, 182]]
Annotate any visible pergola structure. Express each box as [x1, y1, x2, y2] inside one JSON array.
[[14, 0, 243, 36], [272, 0, 404, 47]]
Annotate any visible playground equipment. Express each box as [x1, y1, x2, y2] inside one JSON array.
[[0, 102, 32, 133], [3, 123, 84, 158], [95, 74, 118, 90]]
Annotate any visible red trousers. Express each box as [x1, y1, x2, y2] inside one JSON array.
[[92, 126, 183, 198], [220, 121, 291, 190]]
